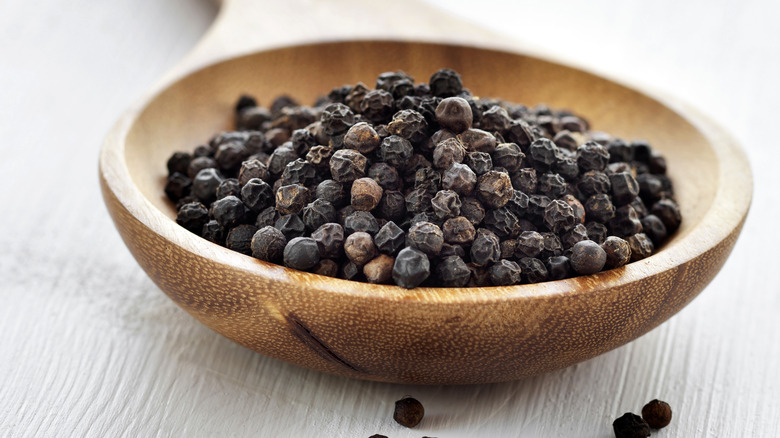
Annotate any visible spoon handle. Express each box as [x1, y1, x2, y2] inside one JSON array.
[[155, 0, 510, 90]]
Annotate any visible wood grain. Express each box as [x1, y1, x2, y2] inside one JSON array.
[[1, 0, 778, 436]]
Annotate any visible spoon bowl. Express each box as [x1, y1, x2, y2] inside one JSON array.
[[99, 2, 751, 385]]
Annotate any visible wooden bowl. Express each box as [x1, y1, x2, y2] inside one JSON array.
[[99, 0, 751, 384]]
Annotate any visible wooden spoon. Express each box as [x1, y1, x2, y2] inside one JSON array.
[[99, 0, 752, 384]]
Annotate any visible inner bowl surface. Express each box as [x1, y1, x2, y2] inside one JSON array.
[[102, 40, 747, 384]]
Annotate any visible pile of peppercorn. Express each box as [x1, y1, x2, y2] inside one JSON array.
[[165, 69, 681, 289]]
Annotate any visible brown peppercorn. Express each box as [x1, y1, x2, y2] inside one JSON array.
[[601, 236, 631, 269], [441, 162, 477, 196], [393, 396, 424, 428], [344, 231, 377, 266], [275, 184, 310, 215], [432, 137, 466, 169], [330, 149, 368, 183], [641, 399, 672, 429], [458, 128, 497, 153], [477, 170, 513, 209], [435, 97, 473, 133], [351, 177, 384, 211], [442, 216, 476, 245], [312, 259, 339, 277], [363, 254, 395, 284], [344, 121, 381, 154]]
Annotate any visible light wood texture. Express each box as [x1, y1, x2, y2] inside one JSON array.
[[2, 0, 778, 435]]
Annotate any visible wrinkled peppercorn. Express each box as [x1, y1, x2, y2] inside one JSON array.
[[612, 413, 651, 438], [489, 259, 522, 286], [251, 226, 287, 263], [518, 257, 549, 283], [627, 233, 654, 261], [225, 224, 258, 255], [477, 171, 513, 209], [435, 97, 473, 134], [393, 396, 425, 428], [407, 222, 444, 256], [436, 255, 471, 287], [176, 201, 209, 234], [392, 248, 430, 288], [330, 149, 368, 183]]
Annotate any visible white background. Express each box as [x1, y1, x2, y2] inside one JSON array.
[[1, 0, 779, 436]]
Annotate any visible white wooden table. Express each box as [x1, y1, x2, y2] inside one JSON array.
[[2, 0, 778, 436]]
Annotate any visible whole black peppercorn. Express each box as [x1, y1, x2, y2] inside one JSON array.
[[351, 177, 384, 211], [569, 240, 607, 275], [442, 216, 476, 245], [577, 170, 611, 196], [650, 198, 682, 233], [363, 254, 395, 284], [432, 137, 466, 170], [330, 149, 368, 183], [601, 236, 632, 269], [255, 206, 280, 228], [405, 187, 434, 215], [267, 143, 298, 177], [191, 168, 224, 204], [407, 221, 444, 257], [250, 226, 287, 263], [210, 195, 246, 229], [283, 236, 321, 270], [479, 105, 512, 132], [435, 97, 473, 134], [483, 207, 520, 240], [612, 413, 651, 438], [165, 172, 192, 202], [176, 201, 209, 234], [441, 163, 477, 196], [458, 128, 497, 153], [344, 231, 377, 266], [431, 190, 461, 220], [377, 190, 406, 221], [610, 172, 640, 206], [305, 145, 333, 170], [187, 156, 217, 179], [493, 142, 525, 172], [470, 228, 501, 267], [641, 399, 672, 429], [275, 214, 306, 240], [640, 214, 668, 247], [434, 255, 470, 287], [627, 233, 654, 262], [392, 248, 431, 288], [241, 178, 273, 212], [518, 257, 549, 283], [238, 159, 270, 186], [529, 138, 561, 168], [387, 109, 428, 144], [538, 173, 568, 198], [311, 222, 344, 259], [546, 255, 572, 280], [315, 179, 347, 208], [489, 259, 522, 286], [460, 197, 485, 226], [215, 141, 249, 174], [281, 158, 317, 187], [344, 211, 379, 235], [585, 193, 616, 224], [312, 259, 339, 278], [609, 205, 643, 238], [476, 170, 513, 209], [320, 103, 355, 136], [275, 184, 310, 215], [216, 178, 241, 200], [201, 219, 225, 245], [429, 68, 463, 97], [379, 135, 414, 169], [516, 231, 544, 258], [302, 199, 337, 231], [576, 141, 610, 171], [561, 223, 589, 249], [393, 396, 425, 428], [374, 221, 405, 254], [544, 199, 577, 233], [225, 224, 258, 255], [360, 89, 395, 124], [540, 232, 564, 259], [167, 151, 192, 176], [344, 121, 381, 154], [585, 221, 609, 244], [465, 151, 493, 176]]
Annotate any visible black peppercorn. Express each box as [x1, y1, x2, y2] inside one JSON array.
[[518, 257, 549, 283], [187, 156, 217, 179], [431, 190, 461, 220], [483, 207, 520, 239], [429, 68, 463, 97], [544, 199, 577, 233], [210, 195, 246, 229], [529, 138, 561, 168], [392, 248, 431, 288], [470, 228, 501, 267], [640, 214, 668, 247], [435, 97, 473, 134], [393, 396, 425, 428], [489, 259, 522, 286], [267, 143, 298, 177], [275, 184, 310, 215], [310, 222, 344, 259], [255, 206, 279, 228], [610, 172, 640, 206], [344, 121, 381, 154], [215, 141, 249, 174], [191, 168, 224, 204], [165, 172, 192, 202], [627, 233, 654, 261], [241, 178, 273, 212], [601, 236, 631, 269], [225, 224, 258, 255], [576, 141, 610, 171], [465, 151, 493, 176], [167, 151, 192, 176], [387, 109, 428, 144], [407, 221, 444, 257], [612, 413, 651, 438], [585, 221, 608, 244], [432, 137, 466, 169], [374, 221, 405, 254], [251, 226, 287, 263], [315, 179, 347, 208], [546, 255, 572, 280], [458, 128, 496, 153], [302, 199, 337, 231], [435, 255, 471, 287], [650, 198, 682, 233], [283, 236, 320, 270], [176, 201, 209, 234], [274, 214, 305, 239], [641, 399, 672, 429], [585, 193, 616, 224], [569, 240, 607, 275], [330, 149, 368, 183], [281, 158, 317, 187], [320, 103, 355, 136], [344, 211, 379, 236], [441, 163, 477, 196], [493, 142, 525, 172], [360, 89, 395, 124], [476, 170, 513, 209], [609, 205, 643, 238], [215, 178, 241, 200]]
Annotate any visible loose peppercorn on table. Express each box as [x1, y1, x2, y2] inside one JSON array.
[[99, 0, 750, 385]]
